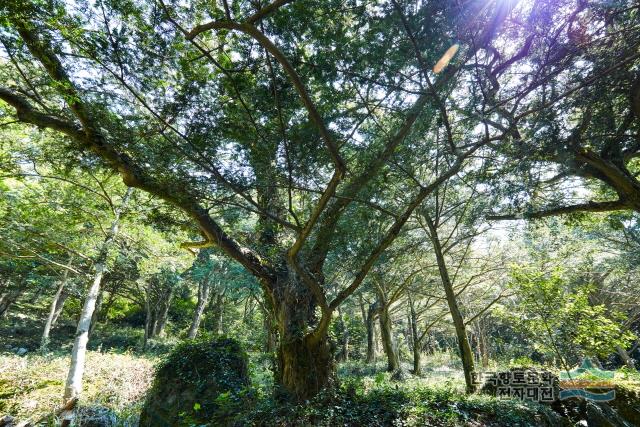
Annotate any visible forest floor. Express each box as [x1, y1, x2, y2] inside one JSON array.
[[0, 349, 557, 426], [1, 312, 639, 426], [0, 350, 154, 425]]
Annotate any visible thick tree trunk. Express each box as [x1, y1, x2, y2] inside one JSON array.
[[41, 280, 67, 349], [263, 306, 277, 353], [188, 279, 211, 339], [251, 141, 336, 399], [277, 328, 333, 400], [64, 187, 132, 402], [365, 302, 379, 363], [272, 271, 334, 401], [425, 215, 476, 393]]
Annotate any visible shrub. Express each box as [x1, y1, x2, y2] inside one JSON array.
[[139, 337, 251, 427]]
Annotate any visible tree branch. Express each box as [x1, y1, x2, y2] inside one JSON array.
[[3, 20, 276, 285], [486, 199, 629, 220]]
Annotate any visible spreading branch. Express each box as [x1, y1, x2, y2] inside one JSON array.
[[1, 19, 276, 286], [487, 199, 629, 220]]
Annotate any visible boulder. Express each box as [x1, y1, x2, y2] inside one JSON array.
[[139, 337, 250, 427]]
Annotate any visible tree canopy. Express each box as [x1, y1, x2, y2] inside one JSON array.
[[1, 0, 639, 415]]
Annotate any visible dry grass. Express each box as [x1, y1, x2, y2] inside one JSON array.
[[0, 350, 156, 425]]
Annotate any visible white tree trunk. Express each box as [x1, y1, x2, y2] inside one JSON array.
[[63, 188, 133, 402]]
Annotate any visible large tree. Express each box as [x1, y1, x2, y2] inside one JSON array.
[[0, 0, 618, 400]]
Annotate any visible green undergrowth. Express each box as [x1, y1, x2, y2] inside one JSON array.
[[2, 325, 638, 427], [140, 337, 251, 426], [0, 351, 156, 425], [240, 382, 561, 427]]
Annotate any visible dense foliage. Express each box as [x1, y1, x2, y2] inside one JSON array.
[[0, 0, 639, 425]]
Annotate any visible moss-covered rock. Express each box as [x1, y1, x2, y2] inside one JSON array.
[[139, 337, 250, 427]]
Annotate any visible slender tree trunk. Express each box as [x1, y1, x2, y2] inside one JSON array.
[[188, 279, 211, 339], [98, 288, 118, 323], [41, 280, 67, 349], [154, 287, 173, 338], [0, 292, 7, 318], [342, 325, 350, 362], [258, 297, 279, 384], [408, 296, 422, 375], [358, 294, 367, 325], [365, 302, 379, 363], [64, 187, 133, 402], [477, 319, 490, 368], [402, 318, 412, 356], [375, 288, 400, 372], [373, 320, 380, 357], [148, 312, 158, 339], [51, 291, 69, 327], [88, 288, 104, 339], [335, 308, 349, 362], [425, 214, 476, 393], [143, 284, 152, 351], [210, 292, 224, 334], [378, 305, 400, 372]]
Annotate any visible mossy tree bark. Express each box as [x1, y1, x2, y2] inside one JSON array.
[[260, 301, 278, 353], [378, 305, 401, 372], [271, 270, 334, 400]]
